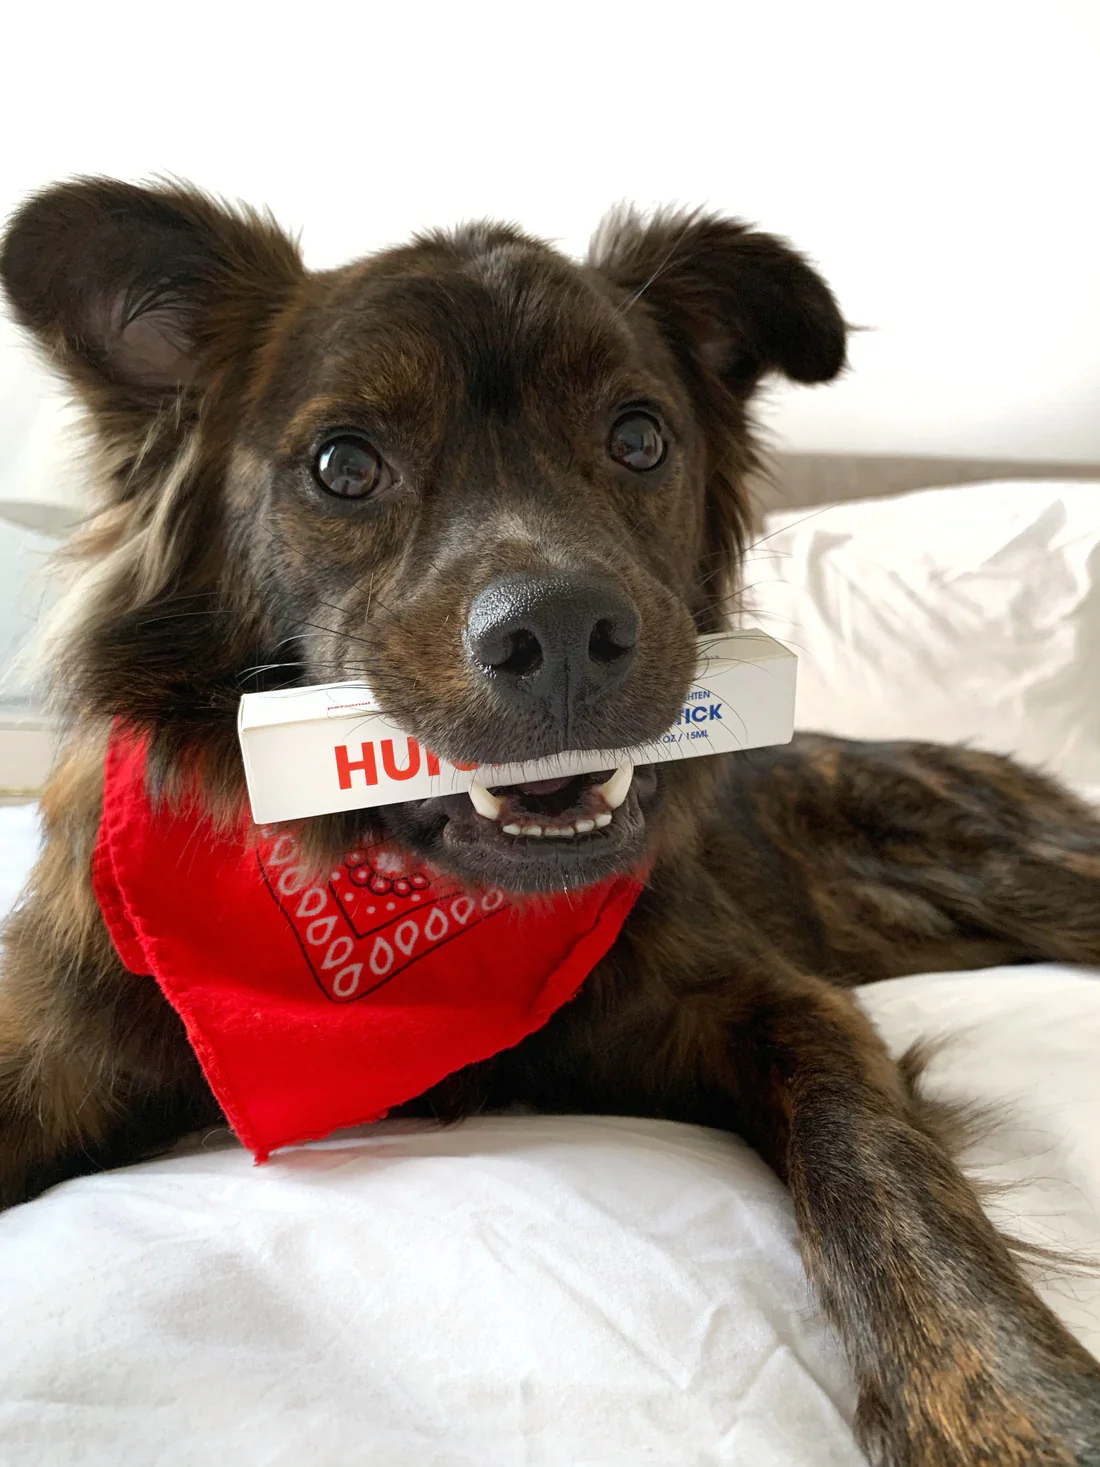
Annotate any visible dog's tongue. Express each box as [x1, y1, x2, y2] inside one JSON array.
[[515, 775, 576, 795]]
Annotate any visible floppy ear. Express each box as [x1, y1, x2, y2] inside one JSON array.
[[589, 207, 847, 393], [0, 177, 303, 405]]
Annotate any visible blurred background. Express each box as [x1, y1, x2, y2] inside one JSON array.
[[1, 0, 1098, 700]]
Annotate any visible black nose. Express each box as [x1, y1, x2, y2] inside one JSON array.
[[465, 573, 639, 724]]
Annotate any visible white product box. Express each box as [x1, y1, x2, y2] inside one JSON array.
[[238, 631, 796, 824]]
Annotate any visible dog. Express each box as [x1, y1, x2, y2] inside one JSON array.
[[2, 178, 1100, 1465]]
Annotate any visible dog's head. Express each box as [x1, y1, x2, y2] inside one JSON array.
[[1, 179, 844, 892]]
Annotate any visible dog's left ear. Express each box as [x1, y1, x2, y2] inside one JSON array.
[[589, 208, 846, 393]]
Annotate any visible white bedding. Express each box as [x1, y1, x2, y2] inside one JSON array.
[[742, 479, 1100, 789], [2, 804, 1099, 1467]]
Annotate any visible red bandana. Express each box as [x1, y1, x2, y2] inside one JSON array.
[[92, 731, 645, 1160]]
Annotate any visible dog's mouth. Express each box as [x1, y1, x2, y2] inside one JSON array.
[[382, 761, 659, 891], [467, 763, 635, 838]]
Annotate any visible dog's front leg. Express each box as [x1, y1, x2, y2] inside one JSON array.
[[0, 895, 216, 1211], [723, 967, 1100, 1465]]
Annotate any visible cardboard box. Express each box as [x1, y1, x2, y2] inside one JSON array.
[[238, 631, 796, 824]]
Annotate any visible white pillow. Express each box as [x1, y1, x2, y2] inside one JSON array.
[[743, 480, 1100, 798], [0, 306, 85, 535]]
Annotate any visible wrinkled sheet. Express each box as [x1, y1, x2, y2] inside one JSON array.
[[1, 806, 1099, 1465], [743, 480, 1100, 791]]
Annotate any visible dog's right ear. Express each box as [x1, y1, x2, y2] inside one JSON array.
[[0, 177, 302, 408]]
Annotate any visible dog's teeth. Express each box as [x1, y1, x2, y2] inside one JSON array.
[[574, 818, 595, 834], [468, 779, 503, 820], [522, 825, 544, 838], [502, 823, 523, 836], [545, 825, 574, 837], [595, 761, 633, 811], [594, 812, 613, 829]]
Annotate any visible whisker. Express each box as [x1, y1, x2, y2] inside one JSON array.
[[301, 620, 375, 649], [743, 503, 835, 554], [612, 211, 700, 319], [135, 607, 235, 626]]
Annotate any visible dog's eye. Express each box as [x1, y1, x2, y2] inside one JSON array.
[[608, 412, 666, 472], [314, 435, 387, 499]]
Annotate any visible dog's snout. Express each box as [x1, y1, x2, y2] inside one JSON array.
[[465, 573, 639, 718]]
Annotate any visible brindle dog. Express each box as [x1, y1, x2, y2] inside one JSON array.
[[2, 179, 1100, 1465]]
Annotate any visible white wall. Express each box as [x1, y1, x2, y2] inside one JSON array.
[[1, 0, 1099, 475]]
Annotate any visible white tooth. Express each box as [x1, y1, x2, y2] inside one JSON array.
[[545, 825, 575, 837], [502, 823, 523, 836], [574, 819, 595, 834], [595, 761, 634, 811], [522, 825, 544, 838], [594, 812, 613, 829], [468, 779, 503, 820]]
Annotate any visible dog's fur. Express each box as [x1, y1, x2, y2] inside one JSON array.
[[3, 178, 1100, 1464]]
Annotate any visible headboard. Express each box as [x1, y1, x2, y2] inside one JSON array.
[[746, 452, 1100, 524]]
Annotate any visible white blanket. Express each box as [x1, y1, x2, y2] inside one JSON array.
[[1, 806, 1099, 1467]]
